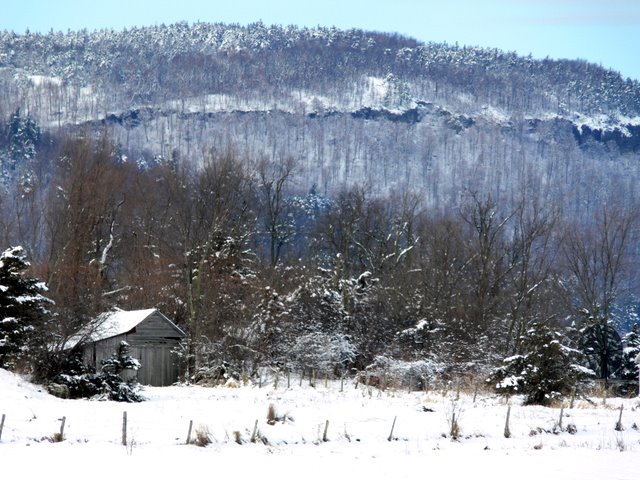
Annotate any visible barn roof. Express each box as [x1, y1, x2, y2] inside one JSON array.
[[64, 308, 184, 349], [90, 308, 159, 341]]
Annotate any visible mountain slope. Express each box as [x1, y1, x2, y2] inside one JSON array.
[[1, 22, 639, 214]]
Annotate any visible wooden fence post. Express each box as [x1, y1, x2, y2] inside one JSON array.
[[387, 416, 397, 442], [615, 404, 624, 431], [250, 419, 258, 443], [557, 403, 565, 431], [186, 420, 193, 444], [122, 411, 128, 446], [504, 404, 511, 438], [58, 416, 66, 441]]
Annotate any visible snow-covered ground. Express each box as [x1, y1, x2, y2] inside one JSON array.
[[1, 368, 638, 479]]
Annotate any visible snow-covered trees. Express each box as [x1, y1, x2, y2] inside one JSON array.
[[50, 341, 144, 402], [280, 271, 356, 374], [0, 142, 637, 392], [6, 108, 40, 168], [0, 246, 51, 370], [287, 331, 356, 375], [0, 132, 635, 393], [169, 151, 258, 375], [488, 323, 593, 405], [618, 324, 640, 394]]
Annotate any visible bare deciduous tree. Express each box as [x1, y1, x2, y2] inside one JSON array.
[[504, 199, 561, 354], [256, 155, 297, 268], [43, 134, 133, 338]]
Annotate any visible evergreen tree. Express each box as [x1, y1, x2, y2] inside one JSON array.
[[7, 109, 40, 169], [101, 341, 141, 375], [579, 322, 624, 383], [488, 323, 593, 405], [618, 324, 640, 394], [50, 342, 144, 402], [0, 246, 51, 370]]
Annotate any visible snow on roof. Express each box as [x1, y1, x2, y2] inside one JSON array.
[[92, 308, 158, 341], [63, 308, 159, 349]]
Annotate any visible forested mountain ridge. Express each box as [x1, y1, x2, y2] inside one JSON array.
[[1, 22, 639, 215], [2, 22, 638, 115]]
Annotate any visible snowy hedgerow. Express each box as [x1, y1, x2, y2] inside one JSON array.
[[488, 323, 593, 405], [53, 371, 145, 403], [365, 355, 445, 390]]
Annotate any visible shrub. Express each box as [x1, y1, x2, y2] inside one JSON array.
[[194, 425, 212, 447], [445, 399, 462, 440], [267, 403, 277, 425], [48, 343, 144, 402], [52, 372, 145, 402]]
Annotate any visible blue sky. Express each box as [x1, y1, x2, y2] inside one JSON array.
[[2, 0, 639, 81]]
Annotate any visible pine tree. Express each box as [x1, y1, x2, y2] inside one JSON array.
[[101, 341, 141, 375], [0, 246, 52, 370], [7, 108, 40, 168], [488, 323, 593, 405], [579, 322, 624, 383], [618, 324, 640, 394]]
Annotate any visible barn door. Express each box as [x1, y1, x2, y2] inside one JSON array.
[[131, 346, 180, 386]]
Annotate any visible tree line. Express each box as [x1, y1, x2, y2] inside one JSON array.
[[0, 130, 638, 399]]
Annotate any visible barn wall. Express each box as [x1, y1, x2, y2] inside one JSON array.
[[82, 334, 127, 372], [82, 313, 184, 386]]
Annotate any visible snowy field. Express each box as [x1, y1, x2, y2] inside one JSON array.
[[1, 368, 639, 479]]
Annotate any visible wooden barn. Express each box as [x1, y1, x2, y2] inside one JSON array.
[[68, 308, 185, 386]]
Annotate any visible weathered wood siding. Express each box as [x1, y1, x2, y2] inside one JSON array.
[[83, 334, 127, 372], [132, 311, 183, 342], [130, 345, 179, 386], [82, 311, 184, 386]]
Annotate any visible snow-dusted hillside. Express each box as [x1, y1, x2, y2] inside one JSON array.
[[1, 22, 640, 214], [1, 368, 639, 479]]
